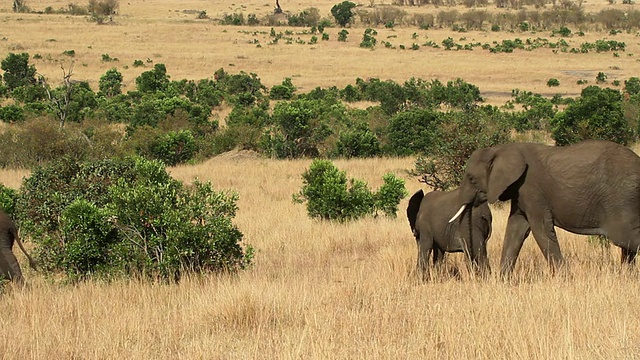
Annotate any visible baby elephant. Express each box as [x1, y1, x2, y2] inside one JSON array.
[[0, 211, 37, 286], [407, 188, 492, 277]]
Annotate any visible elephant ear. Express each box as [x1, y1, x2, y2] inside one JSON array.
[[487, 148, 526, 203], [407, 189, 424, 233]]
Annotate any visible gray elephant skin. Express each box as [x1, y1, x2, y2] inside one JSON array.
[[0, 210, 36, 286], [450, 139, 640, 276], [407, 188, 492, 276]]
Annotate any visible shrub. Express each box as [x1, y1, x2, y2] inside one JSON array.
[[385, 109, 441, 156], [338, 29, 349, 42], [550, 86, 632, 146], [1, 53, 37, 90], [0, 185, 18, 216], [260, 99, 337, 158], [412, 109, 511, 191], [150, 130, 197, 166], [135, 63, 170, 93], [293, 159, 407, 222], [334, 123, 381, 158], [625, 77, 640, 95], [221, 12, 245, 25], [15, 157, 250, 281], [98, 68, 123, 97], [0, 104, 25, 123], [359, 28, 378, 49], [331, 1, 357, 27], [547, 78, 560, 87], [269, 78, 296, 100]]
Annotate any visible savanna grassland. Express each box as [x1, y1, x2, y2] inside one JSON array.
[[1, 0, 640, 358]]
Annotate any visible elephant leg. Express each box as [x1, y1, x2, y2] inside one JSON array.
[[528, 211, 563, 272], [500, 209, 531, 277], [432, 246, 445, 266], [605, 214, 640, 265], [0, 238, 24, 286], [621, 248, 637, 264], [471, 226, 490, 277], [416, 235, 434, 279]]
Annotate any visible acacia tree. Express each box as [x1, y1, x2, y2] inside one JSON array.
[[331, 1, 356, 27]]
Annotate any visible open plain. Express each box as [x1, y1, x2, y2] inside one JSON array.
[[1, 0, 640, 358]]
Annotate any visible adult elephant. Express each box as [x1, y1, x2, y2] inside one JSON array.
[[449, 140, 640, 276], [0, 210, 36, 286], [407, 188, 492, 277]]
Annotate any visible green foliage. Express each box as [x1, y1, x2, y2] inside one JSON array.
[[98, 68, 123, 97], [385, 109, 441, 156], [550, 86, 632, 146], [337, 29, 349, 42], [360, 28, 378, 49], [269, 77, 296, 100], [596, 72, 608, 83], [0, 185, 18, 216], [221, 12, 245, 25], [1, 53, 37, 91], [288, 7, 320, 27], [215, 68, 266, 106], [334, 123, 381, 158], [50, 81, 98, 123], [150, 130, 197, 166], [625, 77, 640, 95], [261, 99, 338, 158], [135, 63, 170, 93], [375, 173, 408, 218], [0, 104, 25, 123], [547, 78, 560, 87], [413, 108, 511, 191], [506, 89, 557, 131], [293, 159, 407, 222], [331, 1, 356, 27], [15, 157, 250, 281]]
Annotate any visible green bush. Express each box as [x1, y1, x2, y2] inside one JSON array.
[[15, 157, 250, 281], [0, 104, 25, 123], [0, 185, 17, 216], [1, 53, 37, 90], [293, 159, 407, 222], [338, 29, 349, 42], [331, 1, 356, 27], [385, 108, 441, 156], [413, 108, 511, 191], [547, 78, 560, 87], [269, 78, 296, 100], [550, 86, 633, 146], [334, 124, 381, 158], [135, 63, 170, 93], [150, 130, 197, 166], [260, 99, 337, 158], [98, 68, 123, 97]]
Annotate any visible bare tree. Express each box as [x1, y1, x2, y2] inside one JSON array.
[[39, 61, 75, 130], [274, 0, 283, 14]]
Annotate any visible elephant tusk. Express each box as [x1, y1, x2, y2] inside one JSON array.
[[449, 204, 467, 223]]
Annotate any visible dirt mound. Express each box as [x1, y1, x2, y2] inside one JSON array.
[[213, 149, 262, 161]]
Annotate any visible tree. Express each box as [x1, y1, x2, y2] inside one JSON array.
[[550, 86, 633, 146], [135, 63, 170, 93], [99, 68, 123, 97], [331, 1, 357, 27], [1, 53, 36, 90]]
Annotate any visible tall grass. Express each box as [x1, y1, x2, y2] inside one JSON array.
[[0, 154, 638, 358]]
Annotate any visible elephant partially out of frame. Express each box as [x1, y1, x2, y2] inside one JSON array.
[[407, 188, 492, 277], [450, 140, 640, 276], [0, 210, 36, 286]]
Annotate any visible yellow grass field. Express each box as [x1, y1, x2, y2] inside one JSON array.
[[1, 0, 640, 358]]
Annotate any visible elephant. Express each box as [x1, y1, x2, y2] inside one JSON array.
[[407, 188, 492, 277], [0, 210, 36, 286], [449, 139, 640, 276]]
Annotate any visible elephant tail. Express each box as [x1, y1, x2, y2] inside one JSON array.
[[12, 227, 37, 271], [407, 189, 424, 237]]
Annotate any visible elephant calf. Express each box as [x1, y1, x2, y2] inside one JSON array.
[[407, 188, 492, 277], [0, 210, 36, 286]]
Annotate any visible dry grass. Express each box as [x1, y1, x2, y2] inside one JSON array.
[[1, 0, 640, 357], [0, 153, 638, 358]]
